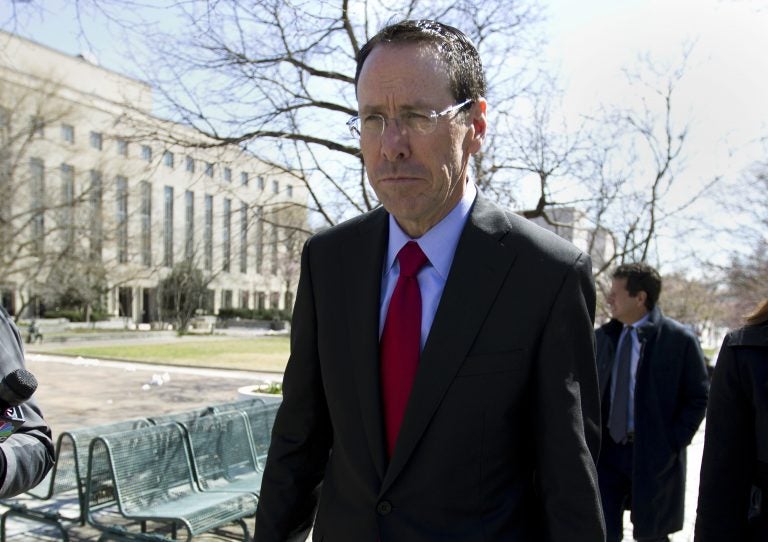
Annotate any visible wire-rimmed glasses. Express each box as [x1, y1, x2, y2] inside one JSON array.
[[346, 99, 473, 139]]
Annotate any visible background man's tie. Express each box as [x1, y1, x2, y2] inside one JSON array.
[[380, 241, 428, 458], [608, 326, 633, 444]]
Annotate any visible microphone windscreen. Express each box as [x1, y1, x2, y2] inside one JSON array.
[[0, 369, 38, 405]]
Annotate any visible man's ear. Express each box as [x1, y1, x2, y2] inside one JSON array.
[[636, 290, 648, 309], [468, 98, 487, 154]]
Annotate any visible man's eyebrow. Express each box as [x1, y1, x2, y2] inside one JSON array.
[[358, 102, 433, 114]]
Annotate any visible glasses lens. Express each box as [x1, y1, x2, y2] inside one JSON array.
[[403, 111, 436, 135], [361, 115, 385, 137], [347, 117, 361, 138]]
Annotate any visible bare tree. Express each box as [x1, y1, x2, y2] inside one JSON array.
[[80, 0, 545, 229], [714, 157, 768, 326], [580, 50, 721, 281]]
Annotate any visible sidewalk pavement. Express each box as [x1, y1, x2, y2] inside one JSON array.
[[4, 353, 705, 541], [25, 352, 280, 432]]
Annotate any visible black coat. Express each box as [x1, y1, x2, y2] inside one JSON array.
[[596, 307, 709, 539], [255, 196, 605, 541], [695, 322, 768, 541]]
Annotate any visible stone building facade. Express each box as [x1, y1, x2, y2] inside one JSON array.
[[0, 30, 306, 323]]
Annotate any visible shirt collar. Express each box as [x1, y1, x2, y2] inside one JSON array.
[[385, 181, 477, 279], [626, 312, 651, 331]]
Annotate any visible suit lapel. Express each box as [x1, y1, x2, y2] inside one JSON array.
[[381, 197, 518, 493], [343, 208, 389, 480]]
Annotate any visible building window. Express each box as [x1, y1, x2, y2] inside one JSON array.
[[271, 226, 279, 275], [205, 162, 214, 177], [269, 291, 280, 310], [256, 291, 266, 311], [118, 287, 133, 318], [185, 155, 195, 173], [254, 206, 263, 274], [141, 145, 152, 162], [240, 290, 249, 309], [140, 181, 152, 267], [203, 289, 215, 314], [116, 176, 128, 264], [90, 131, 103, 150], [29, 158, 45, 255], [257, 176, 265, 190], [117, 138, 128, 156], [240, 172, 248, 186], [60, 164, 75, 247], [240, 202, 248, 273], [185, 190, 194, 261], [284, 291, 294, 312], [272, 179, 279, 194], [223, 167, 232, 183], [163, 150, 174, 168], [204, 195, 213, 271], [30, 116, 44, 138], [222, 198, 231, 272], [221, 289, 233, 310], [287, 185, 293, 198], [61, 124, 74, 144], [163, 186, 174, 267], [89, 170, 103, 260]]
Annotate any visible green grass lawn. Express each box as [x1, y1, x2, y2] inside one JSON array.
[[34, 336, 291, 373]]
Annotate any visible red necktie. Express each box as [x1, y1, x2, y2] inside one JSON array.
[[380, 241, 428, 458]]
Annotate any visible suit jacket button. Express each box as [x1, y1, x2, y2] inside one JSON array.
[[377, 501, 392, 515]]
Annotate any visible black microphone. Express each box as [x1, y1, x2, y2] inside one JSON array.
[[0, 369, 38, 443]]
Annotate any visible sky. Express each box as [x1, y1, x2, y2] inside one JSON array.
[[545, 0, 768, 188], [540, 0, 768, 270], [2, 0, 767, 271]]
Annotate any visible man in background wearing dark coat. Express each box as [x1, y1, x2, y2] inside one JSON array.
[[596, 262, 708, 542]]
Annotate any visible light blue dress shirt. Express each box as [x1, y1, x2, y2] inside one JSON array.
[[610, 311, 651, 434], [379, 182, 477, 351]]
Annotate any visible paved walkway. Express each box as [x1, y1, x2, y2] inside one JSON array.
[[1, 353, 705, 541]]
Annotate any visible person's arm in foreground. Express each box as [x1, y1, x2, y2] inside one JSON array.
[[695, 335, 752, 541], [0, 307, 54, 498]]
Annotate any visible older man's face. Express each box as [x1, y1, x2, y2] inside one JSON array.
[[356, 43, 486, 238]]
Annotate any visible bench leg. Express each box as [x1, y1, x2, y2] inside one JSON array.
[[237, 517, 250, 541], [1, 508, 69, 541]]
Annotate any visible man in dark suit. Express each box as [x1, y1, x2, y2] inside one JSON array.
[[596, 263, 709, 542], [255, 19, 605, 542]]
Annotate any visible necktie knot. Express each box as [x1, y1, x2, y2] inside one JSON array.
[[397, 241, 428, 278]]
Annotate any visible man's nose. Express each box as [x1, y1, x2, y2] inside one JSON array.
[[380, 119, 411, 162]]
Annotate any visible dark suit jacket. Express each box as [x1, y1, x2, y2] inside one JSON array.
[[255, 196, 605, 542], [596, 308, 709, 539], [695, 322, 768, 541]]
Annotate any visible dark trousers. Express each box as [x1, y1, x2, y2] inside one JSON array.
[[597, 432, 670, 542]]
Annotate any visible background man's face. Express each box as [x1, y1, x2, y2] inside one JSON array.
[[356, 42, 484, 237], [607, 277, 648, 325]]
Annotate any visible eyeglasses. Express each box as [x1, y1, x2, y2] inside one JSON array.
[[347, 99, 473, 139]]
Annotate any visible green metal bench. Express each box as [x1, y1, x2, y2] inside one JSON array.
[[183, 410, 263, 496], [208, 396, 268, 414], [86, 422, 257, 541], [145, 397, 266, 427], [240, 402, 281, 467], [0, 418, 151, 542]]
